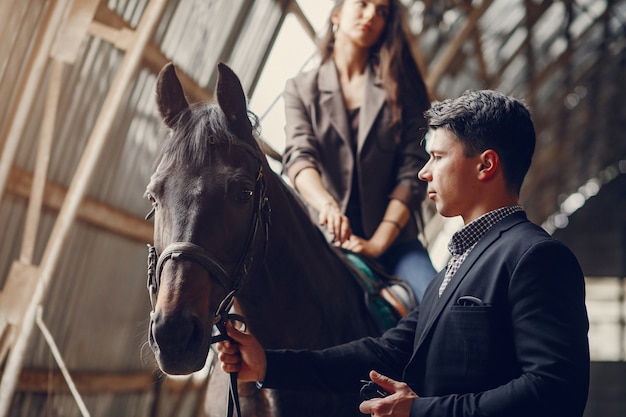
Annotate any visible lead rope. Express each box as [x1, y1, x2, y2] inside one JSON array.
[[212, 318, 242, 417], [210, 293, 247, 417], [212, 315, 246, 417]]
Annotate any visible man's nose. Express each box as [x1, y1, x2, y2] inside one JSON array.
[[418, 165, 430, 181]]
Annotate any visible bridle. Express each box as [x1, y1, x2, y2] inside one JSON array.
[[146, 143, 270, 417], [146, 151, 270, 317]]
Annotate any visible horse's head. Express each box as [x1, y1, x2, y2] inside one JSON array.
[[145, 63, 268, 374]]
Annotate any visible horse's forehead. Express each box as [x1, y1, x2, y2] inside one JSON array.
[[151, 148, 258, 192]]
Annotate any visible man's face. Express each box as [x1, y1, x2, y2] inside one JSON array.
[[418, 129, 482, 223]]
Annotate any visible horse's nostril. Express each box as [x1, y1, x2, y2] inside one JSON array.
[[151, 310, 204, 353], [189, 316, 203, 349]]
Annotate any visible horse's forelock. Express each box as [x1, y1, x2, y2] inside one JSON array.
[[158, 102, 239, 171]]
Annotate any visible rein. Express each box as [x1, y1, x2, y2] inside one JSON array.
[[146, 150, 270, 417]]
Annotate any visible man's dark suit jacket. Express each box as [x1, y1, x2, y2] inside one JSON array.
[[264, 211, 590, 417], [281, 59, 429, 243]]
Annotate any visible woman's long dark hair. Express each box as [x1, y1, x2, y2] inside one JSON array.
[[319, 0, 430, 142]]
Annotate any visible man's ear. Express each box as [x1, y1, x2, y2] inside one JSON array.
[[477, 149, 499, 181]]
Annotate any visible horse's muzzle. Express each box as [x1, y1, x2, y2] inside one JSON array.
[[149, 308, 210, 374]]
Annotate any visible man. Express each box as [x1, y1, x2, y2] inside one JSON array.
[[217, 90, 590, 417]]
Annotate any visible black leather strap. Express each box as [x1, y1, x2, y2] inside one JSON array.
[[212, 313, 247, 417]]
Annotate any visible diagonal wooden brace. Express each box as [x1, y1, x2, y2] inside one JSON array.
[[0, 261, 40, 366]]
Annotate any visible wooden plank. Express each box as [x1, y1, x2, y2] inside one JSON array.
[[0, 0, 73, 205], [0, 262, 39, 367], [7, 166, 153, 243], [0, 262, 40, 325], [13, 370, 204, 394], [288, 0, 317, 43], [20, 59, 64, 264], [87, 21, 134, 50], [142, 43, 213, 102], [0, 318, 13, 369], [51, 0, 100, 63], [92, 1, 214, 102], [425, 0, 493, 88], [470, 28, 489, 86], [36, 0, 168, 272], [490, 0, 552, 88]]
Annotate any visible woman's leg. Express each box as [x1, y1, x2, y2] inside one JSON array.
[[379, 241, 437, 303]]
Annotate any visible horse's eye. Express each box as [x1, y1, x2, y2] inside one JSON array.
[[237, 189, 254, 201], [145, 194, 157, 220]]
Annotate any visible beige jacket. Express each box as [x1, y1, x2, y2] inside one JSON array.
[[282, 59, 429, 244]]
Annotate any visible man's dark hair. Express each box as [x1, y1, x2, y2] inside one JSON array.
[[424, 90, 536, 194]]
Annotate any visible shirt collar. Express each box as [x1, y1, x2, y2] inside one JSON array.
[[448, 205, 523, 256]]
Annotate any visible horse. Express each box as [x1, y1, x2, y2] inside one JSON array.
[[145, 62, 400, 417]]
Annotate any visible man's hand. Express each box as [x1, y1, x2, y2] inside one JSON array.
[[216, 321, 267, 383], [359, 370, 418, 417]]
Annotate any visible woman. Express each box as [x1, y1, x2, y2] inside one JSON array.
[[282, 0, 436, 301]]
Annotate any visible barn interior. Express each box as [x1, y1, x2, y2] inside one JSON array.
[[0, 0, 624, 416]]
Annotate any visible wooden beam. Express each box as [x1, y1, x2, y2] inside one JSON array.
[[0, 262, 40, 366], [92, 1, 213, 102], [142, 43, 213, 103], [521, 49, 610, 210], [470, 27, 489, 86], [0, 319, 12, 372], [527, 4, 608, 102], [51, 0, 101, 63], [0, 0, 73, 206], [490, 0, 552, 88], [12, 369, 205, 394], [92, 0, 126, 29], [7, 166, 152, 243], [20, 59, 64, 264], [247, 0, 289, 97], [87, 21, 134, 51], [287, 0, 317, 43], [0, 262, 40, 331], [426, 0, 493, 88]]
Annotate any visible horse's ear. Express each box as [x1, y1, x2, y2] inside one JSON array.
[[216, 62, 252, 135], [156, 63, 189, 129]]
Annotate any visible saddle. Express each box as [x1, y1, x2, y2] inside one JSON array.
[[338, 248, 417, 332]]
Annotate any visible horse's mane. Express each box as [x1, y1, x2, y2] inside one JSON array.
[[155, 101, 262, 173]]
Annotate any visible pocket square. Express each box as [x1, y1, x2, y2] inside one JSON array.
[[456, 296, 485, 306]]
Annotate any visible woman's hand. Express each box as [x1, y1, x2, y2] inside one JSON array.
[[292, 168, 352, 243], [319, 201, 352, 244], [216, 321, 267, 383], [359, 370, 418, 417], [340, 235, 384, 258], [343, 200, 410, 258]]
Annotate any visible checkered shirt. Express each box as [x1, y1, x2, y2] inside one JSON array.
[[439, 204, 524, 296]]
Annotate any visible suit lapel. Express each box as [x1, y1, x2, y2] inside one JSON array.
[[412, 212, 528, 351], [358, 65, 385, 151], [318, 60, 351, 146]]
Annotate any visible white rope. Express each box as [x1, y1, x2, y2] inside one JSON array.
[[35, 306, 91, 417]]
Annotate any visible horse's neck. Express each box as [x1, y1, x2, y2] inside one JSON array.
[[264, 174, 343, 272], [236, 172, 377, 348]]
